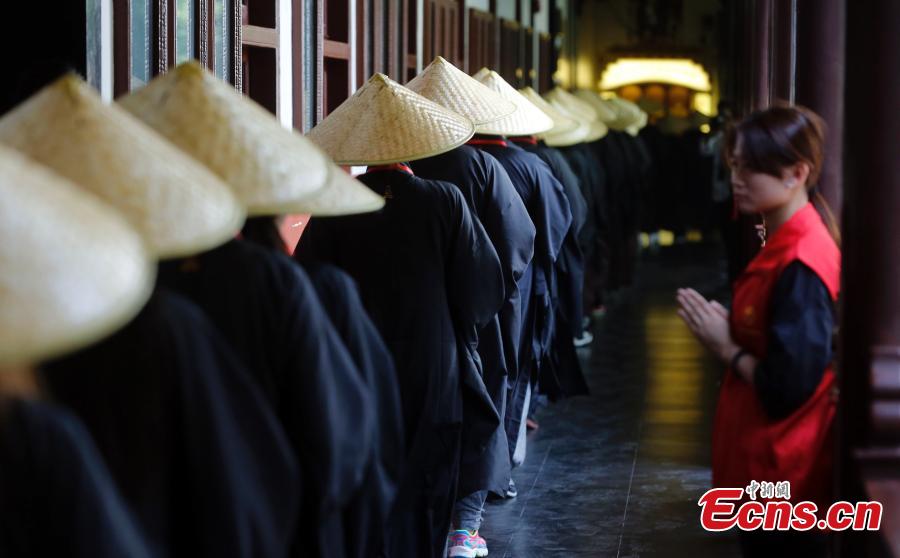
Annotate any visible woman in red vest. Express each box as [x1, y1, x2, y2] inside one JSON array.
[[676, 106, 841, 557]]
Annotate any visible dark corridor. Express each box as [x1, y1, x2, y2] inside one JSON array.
[[481, 242, 743, 557]]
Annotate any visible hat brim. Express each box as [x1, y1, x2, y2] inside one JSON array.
[[293, 165, 386, 216]]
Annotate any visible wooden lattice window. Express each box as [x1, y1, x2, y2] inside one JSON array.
[[113, 0, 241, 96], [468, 8, 495, 75]]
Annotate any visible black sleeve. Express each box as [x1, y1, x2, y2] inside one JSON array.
[[753, 261, 835, 420]]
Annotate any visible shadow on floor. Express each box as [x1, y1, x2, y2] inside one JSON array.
[[480, 241, 743, 558]]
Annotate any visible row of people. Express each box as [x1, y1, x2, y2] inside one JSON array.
[[0, 56, 648, 558]]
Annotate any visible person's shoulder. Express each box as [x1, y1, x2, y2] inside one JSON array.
[[152, 288, 218, 331], [794, 220, 840, 291], [304, 261, 358, 297], [412, 175, 464, 200]]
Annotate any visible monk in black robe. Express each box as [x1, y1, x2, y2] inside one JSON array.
[[0, 397, 151, 557], [294, 166, 504, 558], [302, 261, 404, 558], [612, 131, 650, 287], [41, 289, 299, 558], [157, 237, 376, 558], [410, 146, 535, 527], [465, 137, 571, 471], [558, 142, 610, 316], [510, 136, 590, 400], [238, 217, 404, 558]]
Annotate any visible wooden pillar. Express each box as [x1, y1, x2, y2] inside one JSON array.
[[838, 1, 900, 555], [795, 0, 845, 220], [771, 0, 795, 103], [750, 0, 772, 110]]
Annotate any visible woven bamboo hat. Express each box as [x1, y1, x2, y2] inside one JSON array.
[[406, 56, 516, 125], [548, 98, 608, 142], [544, 87, 598, 121], [473, 70, 554, 136], [573, 90, 619, 123], [0, 146, 153, 366], [518, 87, 578, 135], [584, 118, 610, 142], [471, 67, 491, 81], [606, 97, 643, 131], [0, 74, 245, 260], [542, 122, 590, 147], [298, 165, 385, 216], [119, 61, 335, 216], [627, 111, 649, 136], [308, 73, 474, 165]]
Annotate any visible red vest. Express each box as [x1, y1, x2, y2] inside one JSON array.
[[712, 203, 840, 505]]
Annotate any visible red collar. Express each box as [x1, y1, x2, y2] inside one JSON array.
[[509, 136, 538, 145], [365, 163, 414, 175], [467, 138, 508, 148]]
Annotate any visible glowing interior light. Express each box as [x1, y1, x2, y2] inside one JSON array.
[[600, 58, 712, 92], [693, 92, 713, 115], [575, 56, 595, 89], [554, 58, 571, 88], [658, 229, 675, 246], [700, 123, 711, 134]]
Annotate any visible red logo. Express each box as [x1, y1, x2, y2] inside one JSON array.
[[698, 483, 882, 532]]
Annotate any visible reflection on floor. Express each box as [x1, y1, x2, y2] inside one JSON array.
[[480, 242, 743, 558]]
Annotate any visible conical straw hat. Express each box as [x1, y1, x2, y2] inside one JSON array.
[[471, 67, 491, 82], [544, 87, 598, 121], [0, 146, 153, 366], [119, 61, 331, 216], [0, 75, 245, 260], [297, 166, 385, 216], [519, 87, 578, 135], [627, 111, 649, 136], [573, 89, 619, 123], [606, 97, 642, 131], [474, 71, 554, 136], [406, 57, 516, 125], [307, 73, 475, 165], [542, 122, 590, 147], [548, 99, 608, 142]]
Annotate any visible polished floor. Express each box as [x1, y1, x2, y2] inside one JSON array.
[[480, 241, 743, 557]]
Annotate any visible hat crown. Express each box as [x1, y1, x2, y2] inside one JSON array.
[[0, 145, 152, 366], [0, 73, 245, 259], [518, 86, 579, 135], [573, 89, 619, 123], [119, 61, 332, 216], [472, 67, 491, 81], [473, 70, 554, 136], [406, 57, 515, 125], [546, 87, 599, 121], [605, 97, 645, 130], [307, 72, 475, 165]]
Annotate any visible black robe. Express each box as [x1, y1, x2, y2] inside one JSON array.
[[559, 142, 610, 312], [613, 131, 650, 286], [410, 146, 536, 497], [0, 397, 151, 557], [510, 138, 590, 400], [301, 261, 404, 558], [467, 140, 572, 459], [294, 169, 504, 558], [157, 239, 376, 558], [592, 134, 628, 290], [41, 289, 299, 558]]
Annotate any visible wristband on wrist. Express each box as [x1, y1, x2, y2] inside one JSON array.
[[730, 348, 749, 371]]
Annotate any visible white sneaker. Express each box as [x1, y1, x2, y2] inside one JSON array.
[[573, 331, 594, 347]]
